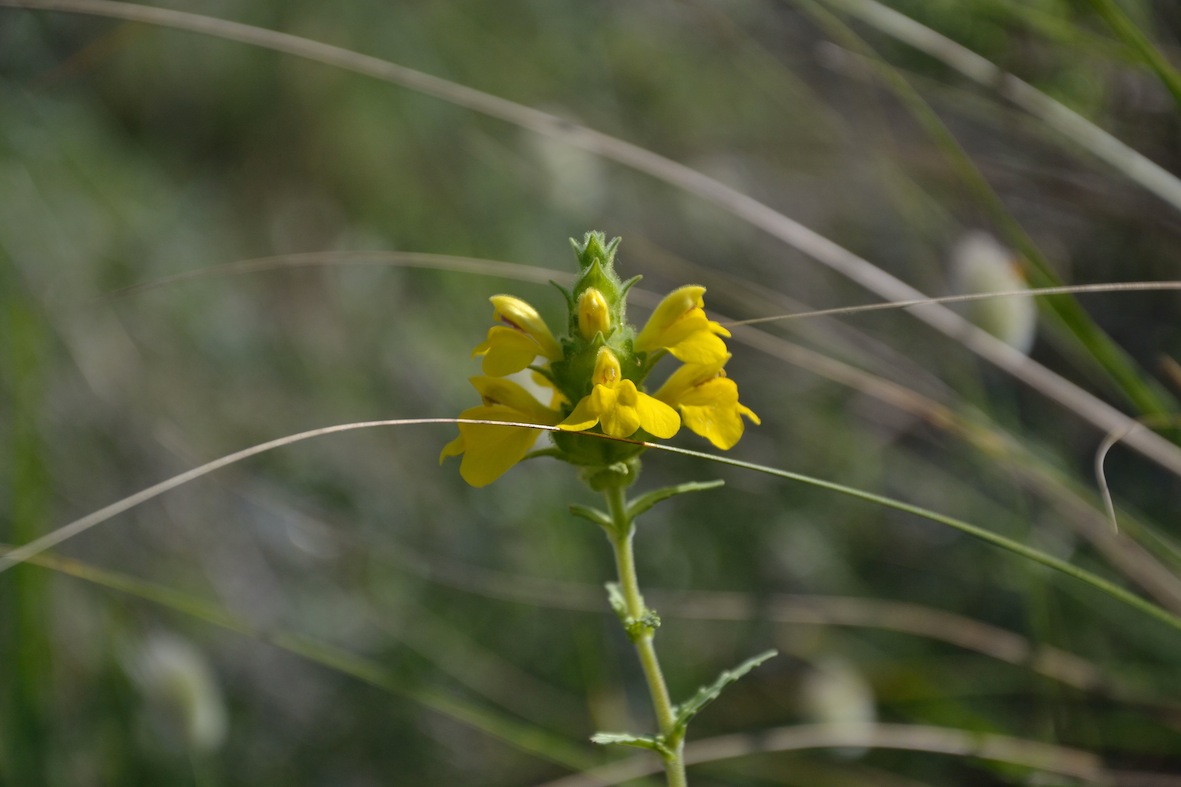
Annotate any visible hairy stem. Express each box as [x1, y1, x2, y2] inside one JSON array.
[[603, 484, 687, 787]]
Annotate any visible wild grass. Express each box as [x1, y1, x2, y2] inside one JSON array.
[[2, 1, 1180, 784]]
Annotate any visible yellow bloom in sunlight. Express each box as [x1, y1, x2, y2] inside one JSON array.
[[560, 348, 680, 439], [440, 376, 561, 487], [633, 285, 730, 364], [653, 359, 760, 450], [473, 295, 563, 376]]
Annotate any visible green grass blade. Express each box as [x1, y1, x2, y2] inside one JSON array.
[[1087, 0, 1181, 109]]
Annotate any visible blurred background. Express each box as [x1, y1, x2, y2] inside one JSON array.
[[2, 1, 1181, 784]]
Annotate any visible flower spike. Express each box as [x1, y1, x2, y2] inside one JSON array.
[[443, 232, 759, 487]]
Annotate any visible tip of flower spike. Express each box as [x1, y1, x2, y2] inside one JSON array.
[[569, 232, 632, 321], [570, 231, 621, 273]]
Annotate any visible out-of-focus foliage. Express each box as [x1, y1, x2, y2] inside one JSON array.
[[2, 1, 1180, 785]]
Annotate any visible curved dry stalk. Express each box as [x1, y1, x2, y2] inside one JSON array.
[[99, 250, 572, 300], [0, 417, 466, 574], [725, 282, 1181, 327], [5, 0, 1181, 480], [535, 721, 1154, 787], [1096, 415, 1181, 535]]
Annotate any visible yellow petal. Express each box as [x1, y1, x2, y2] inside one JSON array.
[[634, 285, 706, 352], [678, 404, 744, 450], [652, 359, 728, 404], [558, 395, 601, 432], [659, 317, 730, 364], [633, 390, 681, 439], [470, 376, 561, 424], [449, 404, 546, 487], [598, 382, 640, 437], [672, 377, 759, 450], [490, 295, 562, 360], [634, 286, 731, 363], [441, 378, 562, 486], [439, 433, 465, 463], [473, 326, 544, 376], [459, 423, 544, 486]]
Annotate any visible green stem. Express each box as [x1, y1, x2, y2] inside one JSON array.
[[603, 484, 687, 787]]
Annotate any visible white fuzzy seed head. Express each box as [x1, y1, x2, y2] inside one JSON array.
[[950, 231, 1038, 355]]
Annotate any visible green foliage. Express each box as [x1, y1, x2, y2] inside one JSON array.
[[671, 650, 779, 732], [3, 0, 1181, 784]]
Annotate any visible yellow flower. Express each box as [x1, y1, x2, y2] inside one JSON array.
[[559, 348, 680, 439], [653, 359, 760, 450], [440, 376, 561, 487], [633, 285, 730, 364], [472, 295, 563, 376], [577, 287, 611, 339]]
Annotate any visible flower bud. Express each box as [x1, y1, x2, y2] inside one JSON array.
[[578, 287, 611, 339], [592, 346, 622, 387]]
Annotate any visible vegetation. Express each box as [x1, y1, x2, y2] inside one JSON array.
[[2, 1, 1180, 784]]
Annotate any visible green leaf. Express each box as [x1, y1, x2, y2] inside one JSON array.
[[604, 582, 659, 641], [674, 649, 778, 731], [590, 731, 671, 757], [605, 582, 629, 623], [626, 480, 725, 521], [568, 504, 611, 529]]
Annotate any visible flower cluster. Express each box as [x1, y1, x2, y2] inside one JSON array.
[[441, 232, 759, 486]]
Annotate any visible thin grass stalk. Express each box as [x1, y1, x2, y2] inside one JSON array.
[[1086, 0, 1181, 109]]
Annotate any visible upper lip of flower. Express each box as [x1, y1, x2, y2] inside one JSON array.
[[471, 376, 562, 421], [473, 295, 564, 376], [491, 295, 563, 360], [633, 285, 731, 364]]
